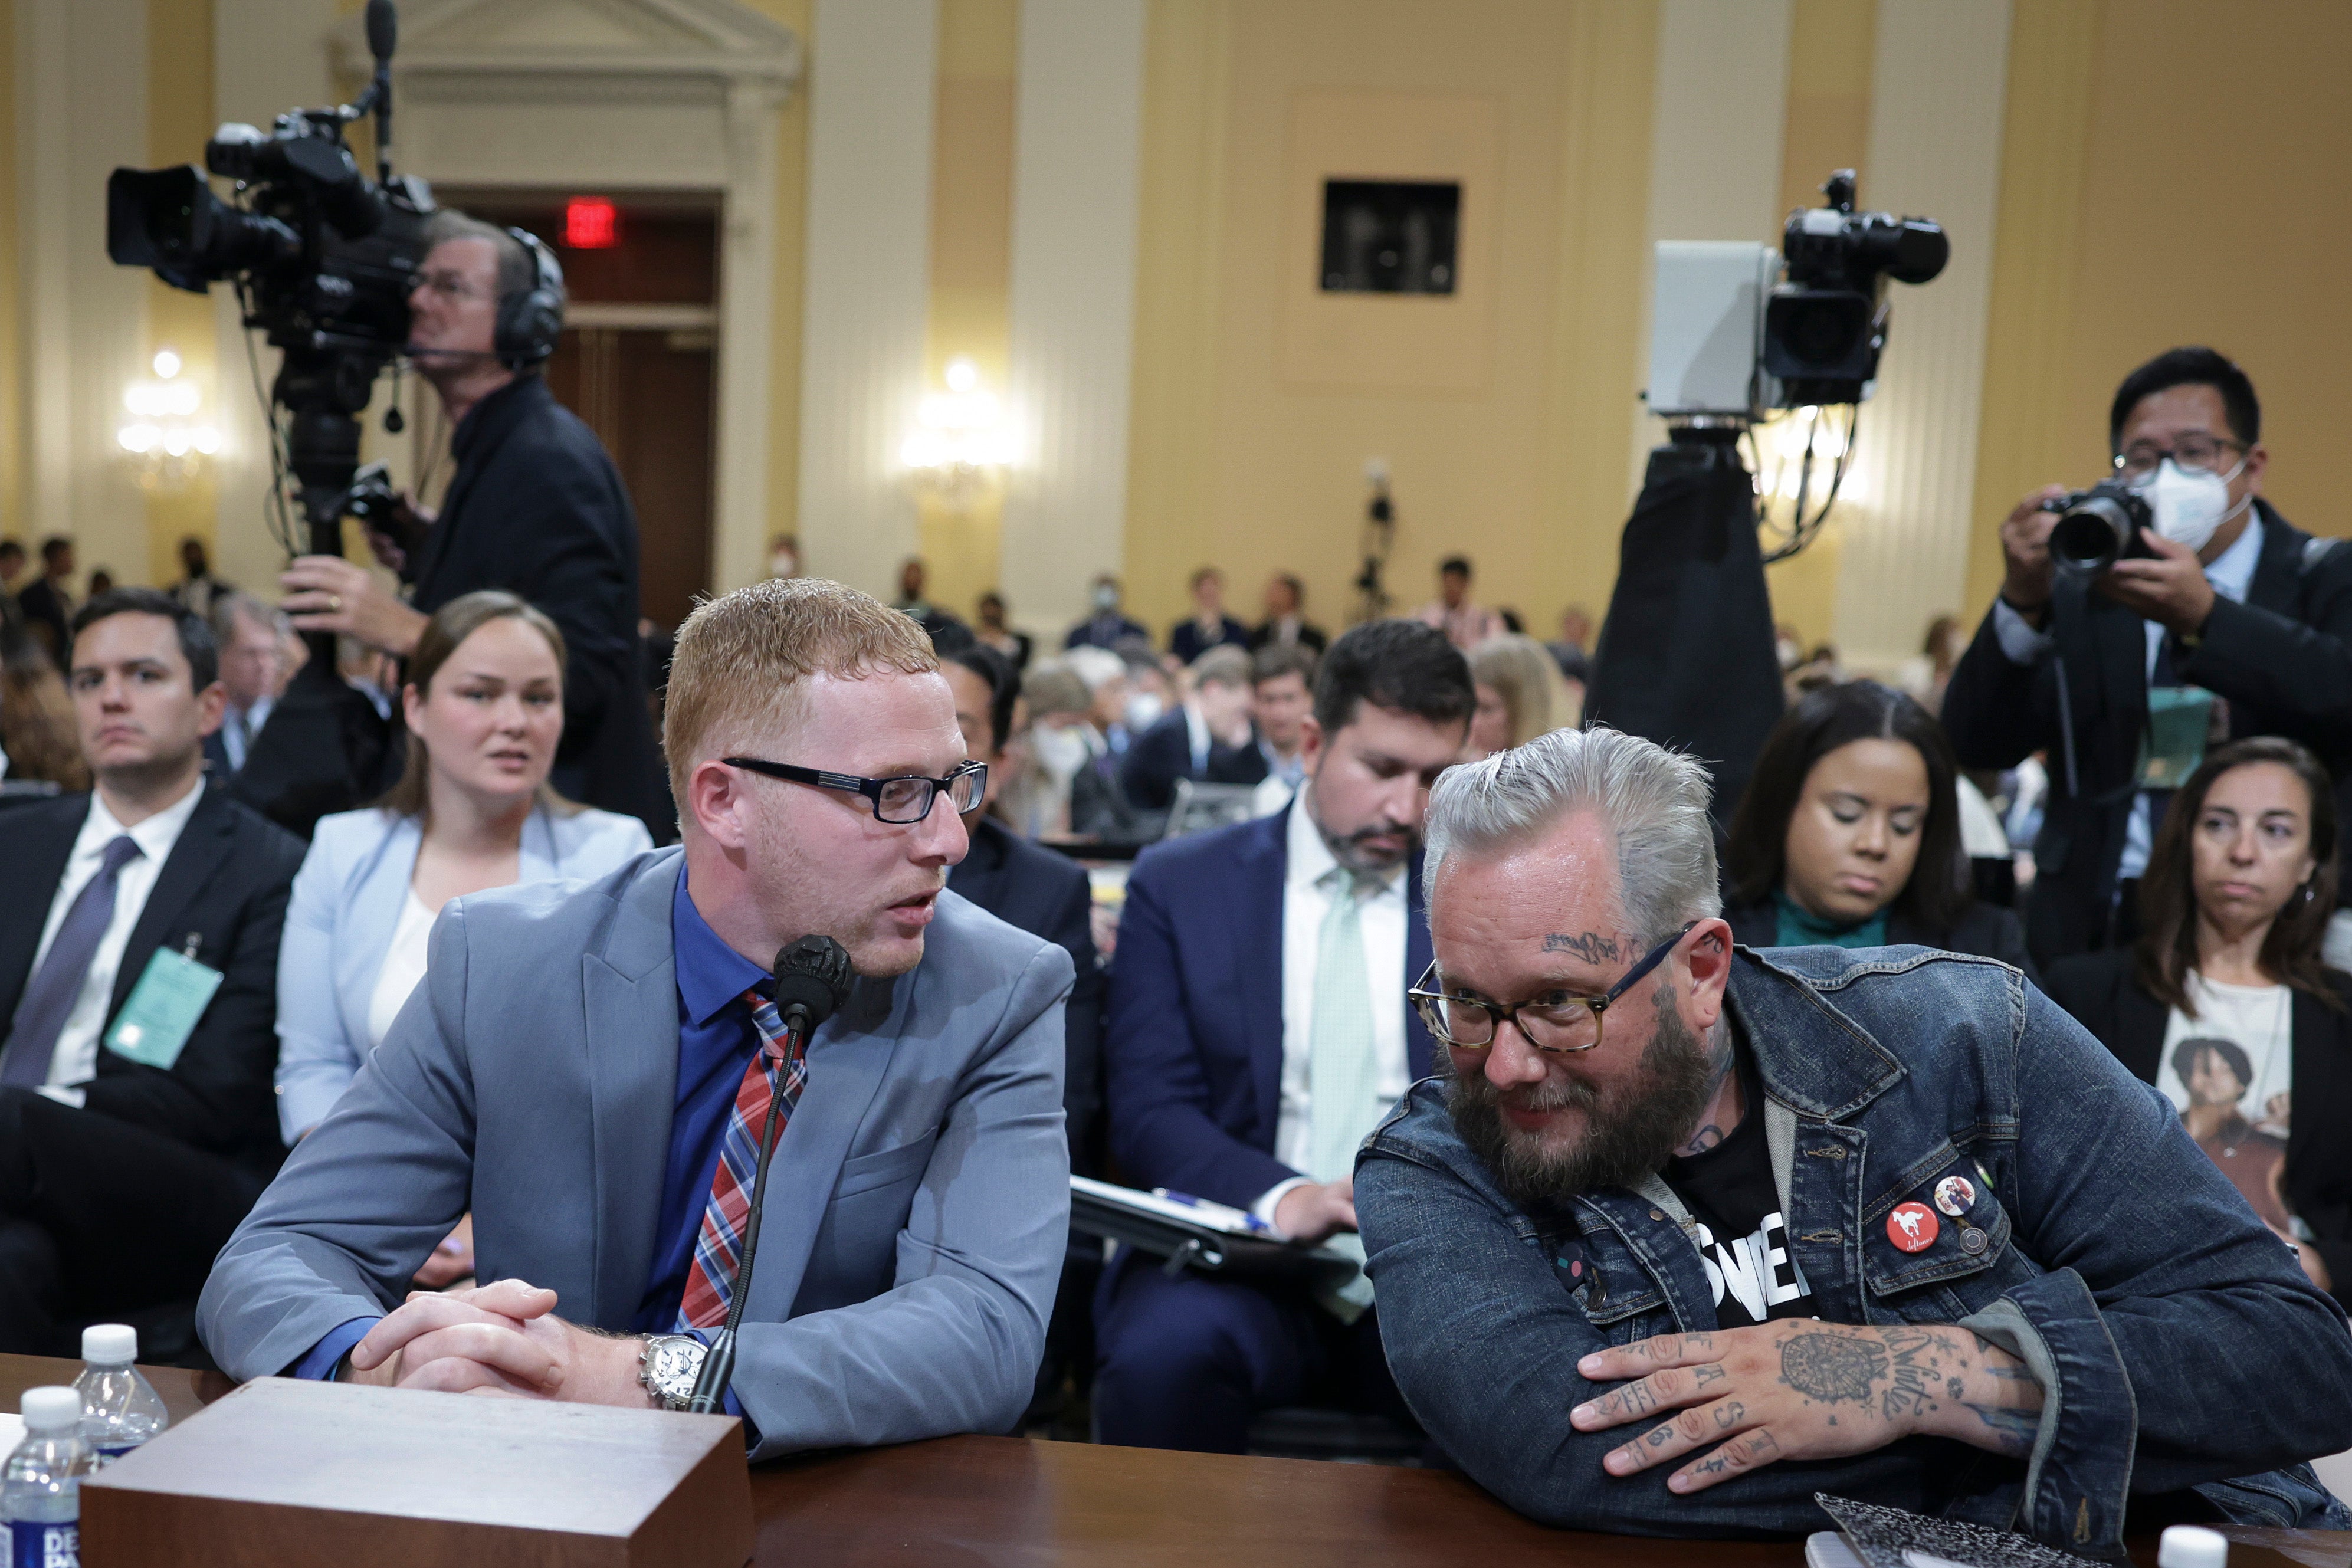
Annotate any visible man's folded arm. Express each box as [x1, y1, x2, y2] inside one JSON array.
[[196, 908, 481, 1380], [730, 942, 1073, 1457], [1941, 607, 2052, 772], [1102, 869, 1297, 1206], [2002, 985, 2352, 1513], [1354, 1142, 1928, 1537]]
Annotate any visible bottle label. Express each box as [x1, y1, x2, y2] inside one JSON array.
[[5, 1519, 79, 1568]]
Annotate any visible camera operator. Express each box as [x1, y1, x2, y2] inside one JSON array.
[[276, 211, 669, 836], [1944, 347, 2352, 966]]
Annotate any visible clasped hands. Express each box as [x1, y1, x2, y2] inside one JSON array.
[[1569, 1323, 2043, 1495], [345, 1277, 651, 1406]]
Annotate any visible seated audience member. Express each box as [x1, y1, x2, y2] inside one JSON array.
[[1248, 643, 1317, 816], [1005, 660, 1093, 839], [199, 577, 1074, 1451], [16, 536, 76, 661], [1170, 568, 1251, 664], [0, 590, 304, 1354], [273, 593, 653, 1280], [1720, 682, 2032, 975], [1065, 573, 1149, 652], [200, 593, 286, 780], [0, 597, 88, 793], [1355, 726, 2352, 1551], [1096, 619, 1474, 1452], [942, 642, 1104, 1167], [1467, 633, 1579, 760], [1119, 645, 1269, 812], [1249, 571, 1327, 654], [890, 556, 962, 640], [1064, 646, 1154, 842], [1894, 613, 1964, 716], [168, 536, 234, 619], [2046, 737, 2350, 1300], [975, 590, 1033, 671], [1547, 605, 1594, 685], [0, 537, 24, 596], [1415, 555, 1504, 651]]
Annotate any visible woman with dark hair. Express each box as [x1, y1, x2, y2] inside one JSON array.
[[2046, 736, 2349, 1298], [0, 592, 88, 793], [273, 591, 652, 1281], [1723, 680, 2031, 971]]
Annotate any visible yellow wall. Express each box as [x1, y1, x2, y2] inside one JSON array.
[[1968, 0, 2352, 616], [0, 0, 18, 550], [743, 0, 812, 590], [1123, 0, 1658, 646], [144, 0, 220, 589]]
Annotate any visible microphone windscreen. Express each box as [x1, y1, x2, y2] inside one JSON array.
[[366, 0, 398, 61], [771, 936, 853, 1029]]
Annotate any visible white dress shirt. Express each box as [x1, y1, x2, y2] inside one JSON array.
[[1252, 793, 1410, 1229], [23, 777, 207, 1104], [1991, 510, 2263, 882]]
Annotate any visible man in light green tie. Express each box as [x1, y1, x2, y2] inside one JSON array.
[[1095, 619, 1475, 1451]]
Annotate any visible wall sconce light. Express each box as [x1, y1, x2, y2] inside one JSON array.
[[118, 350, 222, 490], [900, 357, 1013, 507]]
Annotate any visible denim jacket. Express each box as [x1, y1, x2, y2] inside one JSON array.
[[1356, 945, 2352, 1557]]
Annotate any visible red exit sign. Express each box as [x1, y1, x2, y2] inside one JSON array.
[[565, 196, 619, 250]]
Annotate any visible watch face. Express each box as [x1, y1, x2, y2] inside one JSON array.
[[649, 1338, 703, 1398]]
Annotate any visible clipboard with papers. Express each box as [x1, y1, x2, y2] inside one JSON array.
[[1068, 1175, 1364, 1289]]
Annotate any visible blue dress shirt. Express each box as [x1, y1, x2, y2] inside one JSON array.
[[294, 867, 768, 1416]]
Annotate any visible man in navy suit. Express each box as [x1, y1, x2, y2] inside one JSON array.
[[1097, 618, 1475, 1450], [1117, 644, 1269, 812]]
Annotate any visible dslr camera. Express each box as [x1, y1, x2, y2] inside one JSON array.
[[2042, 480, 2154, 577]]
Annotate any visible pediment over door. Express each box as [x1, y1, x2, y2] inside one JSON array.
[[331, 0, 801, 92]]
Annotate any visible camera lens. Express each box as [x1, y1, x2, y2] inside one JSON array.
[[2049, 493, 2136, 574]]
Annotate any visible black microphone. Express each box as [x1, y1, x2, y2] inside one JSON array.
[[365, 0, 396, 62], [685, 934, 855, 1415]]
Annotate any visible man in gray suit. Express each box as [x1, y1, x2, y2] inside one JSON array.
[[198, 578, 1074, 1454]]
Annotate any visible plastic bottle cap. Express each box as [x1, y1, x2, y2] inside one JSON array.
[[2158, 1525, 2228, 1568], [18, 1387, 81, 1432], [81, 1323, 137, 1365]]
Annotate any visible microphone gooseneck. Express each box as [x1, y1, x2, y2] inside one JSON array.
[[684, 935, 854, 1415]]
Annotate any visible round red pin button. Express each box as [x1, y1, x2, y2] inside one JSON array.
[[1887, 1202, 1938, 1252]]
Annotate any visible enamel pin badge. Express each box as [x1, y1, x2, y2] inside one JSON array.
[[1887, 1202, 1938, 1253], [1933, 1175, 1977, 1218]]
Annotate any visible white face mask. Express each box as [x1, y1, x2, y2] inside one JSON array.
[[1124, 692, 1165, 731], [2133, 456, 2247, 555], [1093, 585, 1121, 614], [1030, 724, 1088, 780], [768, 548, 798, 579]]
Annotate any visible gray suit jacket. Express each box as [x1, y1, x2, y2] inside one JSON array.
[[197, 848, 1074, 1456]]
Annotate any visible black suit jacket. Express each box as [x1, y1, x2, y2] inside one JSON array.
[[1943, 501, 2352, 966], [1169, 616, 1250, 664], [408, 375, 670, 836], [1723, 895, 2038, 985], [0, 787, 304, 1177], [2045, 949, 2352, 1305], [949, 815, 1106, 1171], [1116, 707, 1270, 812], [1246, 618, 1328, 654]]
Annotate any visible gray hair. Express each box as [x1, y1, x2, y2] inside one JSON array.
[[1425, 725, 1721, 943], [421, 209, 550, 310], [208, 590, 283, 643]]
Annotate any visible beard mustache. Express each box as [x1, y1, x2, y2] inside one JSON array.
[[1445, 989, 1718, 1213]]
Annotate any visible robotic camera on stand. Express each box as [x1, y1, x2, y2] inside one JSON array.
[[1584, 170, 1947, 826]]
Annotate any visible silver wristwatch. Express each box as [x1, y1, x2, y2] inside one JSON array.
[[638, 1333, 708, 1410]]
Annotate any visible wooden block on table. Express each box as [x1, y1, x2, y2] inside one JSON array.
[[78, 1376, 751, 1568]]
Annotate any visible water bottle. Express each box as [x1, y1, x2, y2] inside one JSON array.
[[71, 1325, 168, 1462], [2, 1386, 96, 1568]]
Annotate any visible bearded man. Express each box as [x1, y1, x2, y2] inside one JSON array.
[[1354, 726, 2352, 1555]]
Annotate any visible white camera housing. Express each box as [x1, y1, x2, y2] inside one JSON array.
[[1645, 241, 1781, 421]]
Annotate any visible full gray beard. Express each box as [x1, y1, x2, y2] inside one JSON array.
[[1445, 991, 1718, 1212]]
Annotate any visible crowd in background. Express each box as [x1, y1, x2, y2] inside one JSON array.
[[1, 344, 2349, 1507]]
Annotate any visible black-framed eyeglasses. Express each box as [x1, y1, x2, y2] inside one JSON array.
[[1409, 923, 1697, 1055], [2111, 433, 2246, 481], [723, 757, 986, 824]]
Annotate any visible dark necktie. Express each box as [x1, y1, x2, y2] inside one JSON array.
[[2, 835, 145, 1089]]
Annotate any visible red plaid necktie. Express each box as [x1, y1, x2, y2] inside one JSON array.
[[675, 989, 811, 1331]]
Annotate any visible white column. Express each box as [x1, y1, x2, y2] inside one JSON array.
[[1832, 0, 2012, 670], [714, 76, 790, 594], [997, 0, 1146, 637], [796, 0, 936, 599], [1632, 0, 1793, 478], [17, 0, 149, 586]]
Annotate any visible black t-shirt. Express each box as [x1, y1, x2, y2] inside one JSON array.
[[1661, 1039, 1817, 1327]]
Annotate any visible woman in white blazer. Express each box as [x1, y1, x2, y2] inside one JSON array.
[[275, 591, 652, 1279]]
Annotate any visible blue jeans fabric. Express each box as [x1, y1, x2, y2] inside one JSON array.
[[1355, 945, 2352, 1557]]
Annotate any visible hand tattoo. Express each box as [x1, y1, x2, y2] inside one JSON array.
[[1966, 1403, 2038, 1457], [1543, 932, 1620, 962], [1779, 1331, 1888, 1407], [1878, 1328, 1945, 1422]]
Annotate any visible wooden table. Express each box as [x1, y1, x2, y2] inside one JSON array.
[[5, 1354, 2344, 1567]]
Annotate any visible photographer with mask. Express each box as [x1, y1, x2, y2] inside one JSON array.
[[1944, 348, 2352, 967], [276, 211, 670, 837]]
